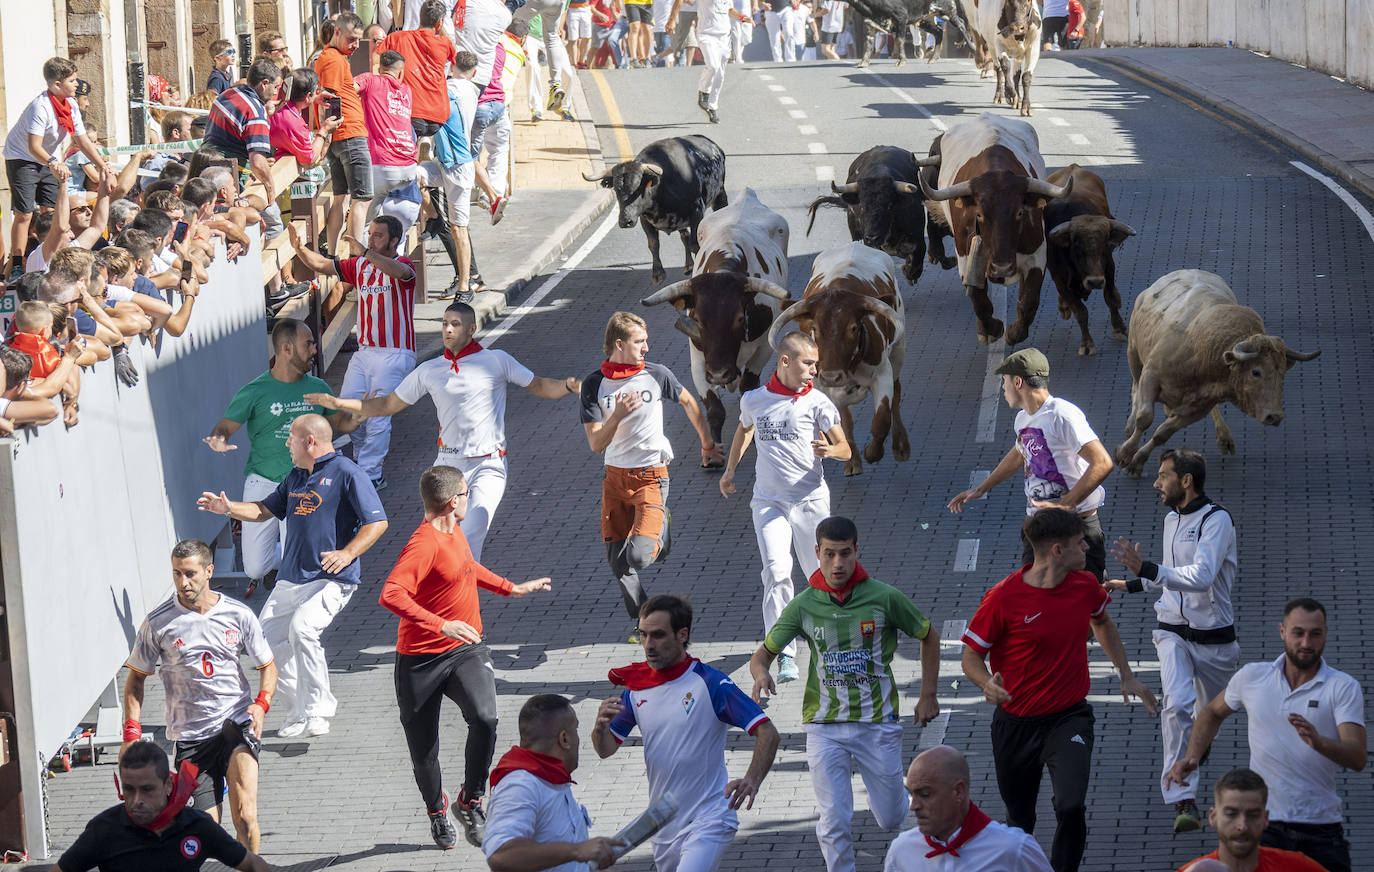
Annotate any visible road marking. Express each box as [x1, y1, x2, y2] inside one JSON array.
[[975, 287, 1010, 442], [808, 142, 828, 154], [864, 71, 947, 132], [768, 84, 786, 92], [758, 73, 775, 81], [917, 710, 952, 749], [1068, 132, 1090, 146], [587, 69, 634, 161], [815, 165, 835, 181], [1291, 161, 1374, 243], [779, 96, 797, 105], [953, 539, 980, 572], [788, 109, 808, 119], [941, 619, 968, 642], [1050, 117, 1070, 127], [482, 212, 618, 349], [798, 124, 818, 135], [970, 469, 988, 496]]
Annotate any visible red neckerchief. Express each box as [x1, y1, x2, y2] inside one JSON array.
[[119, 760, 200, 832], [608, 655, 695, 690], [600, 360, 645, 380], [452, 0, 468, 30], [443, 340, 483, 374], [765, 372, 813, 402], [49, 92, 75, 136], [807, 562, 870, 603], [489, 746, 576, 789], [924, 801, 993, 858], [8, 332, 61, 378]]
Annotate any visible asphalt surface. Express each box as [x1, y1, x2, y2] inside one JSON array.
[[33, 51, 1374, 872]]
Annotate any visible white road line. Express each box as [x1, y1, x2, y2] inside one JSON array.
[[1050, 117, 1070, 127], [917, 710, 952, 749], [863, 71, 947, 132], [779, 96, 797, 105], [1068, 132, 1090, 146], [788, 109, 808, 119], [1291, 161, 1374, 243], [970, 469, 989, 496], [815, 165, 835, 181], [940, 619, 968, 643], [975, 287, 1010, 442], [808, 142, 828, 154], [953, 539, 980, 572], [482, 211, 617, 349], [758, 73, 775, 81], [768, 84, 786, 92], [798, 124, 818, 135]]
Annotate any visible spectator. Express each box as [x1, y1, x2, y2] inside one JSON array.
[[204, 57, 282, 208], [26, 173, 112, 273], [270, 68, 342, 170], [591, 0, 625, 69], [1042, 0, 1069, 50], [258, 30, 291, 69], [566, 0, 594, 67], [357, 51, 420, 222], [379, 0, 458, 144], [816, 0, 844, 60], [622, 0, 653, 65], [667, 0, 697, 65], [434, 54, 483, 300], [779, 0, 809, 60], [109, 198, 141, 236], [316, 11, 374, 256], [1174, 769, 1327, 872], [207, 39, 238, 93], [8, 302, 62, 378], [185, 90, 219, 112], [4, 57, 111, 283], [0, 345, 60, 430]]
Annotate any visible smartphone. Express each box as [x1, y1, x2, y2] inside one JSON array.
[[326, 95, 342, 120]]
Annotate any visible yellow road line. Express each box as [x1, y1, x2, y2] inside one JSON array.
[[588, 69, 635, 163]]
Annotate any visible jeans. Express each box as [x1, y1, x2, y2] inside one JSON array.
[[470, 100, 506, 161]]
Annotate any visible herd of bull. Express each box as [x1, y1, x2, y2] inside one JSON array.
[[585, 112, 1319, 479]]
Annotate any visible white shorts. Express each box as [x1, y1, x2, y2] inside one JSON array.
[[566, 7, 593, 39], [441, 161, 476, 228]]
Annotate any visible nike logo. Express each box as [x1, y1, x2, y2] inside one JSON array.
[[635, 700, 648, 708], [1023, 613, 1042, 624]]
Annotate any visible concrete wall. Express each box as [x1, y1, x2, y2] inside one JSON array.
[[1108, 0, 1374, 89]]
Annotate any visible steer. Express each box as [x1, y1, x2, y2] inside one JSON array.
[[920, 112, 1069, 346], [585, 134, 728, 286], [1043, 163, 1136, 357], [960, 0, 1041, 114], [768, 242, 907, 477], [640, 188, 792, 450], [846, 0, 973, 66], [1116, 269, 1320, 477]]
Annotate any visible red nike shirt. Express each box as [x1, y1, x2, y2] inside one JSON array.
[[962, 567, 1110, 717]]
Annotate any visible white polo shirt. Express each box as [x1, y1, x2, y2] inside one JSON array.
[[738, 384, 839, 504], [394, 349, 534, 458], [1013, 396, 1106, 516], [3, 92, 86, 163], [483, 770, 593, 872], [884, 818, 1052, 872], [1223, 655, 1365, 824]]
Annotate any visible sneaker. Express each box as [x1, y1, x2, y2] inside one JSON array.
[[371, 476, 388, 492], [277, 719, 310, 739], [547, 83, 567, 113], [458, 285, 475, 304], [7, 263, 23, 284], [490, 196, 507, 225], [777, 654, 799, 683], [560, 109, 576, 122], [454, 791, 486, 847], [304, 717, 330, 737], [1173, 799, 1202, 834], [244, 577, 260, 598], [428, 794, 459, 850], [707, 108, 720, 124], [531, 110, 544, 122], [627, 622, 641, 644], [698, 90, 710, 110]]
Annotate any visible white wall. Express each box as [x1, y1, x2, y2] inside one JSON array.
[[0, 4, 61, 139]]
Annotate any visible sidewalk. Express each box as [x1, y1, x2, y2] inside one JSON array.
[[1078, 46, 1374, 200]]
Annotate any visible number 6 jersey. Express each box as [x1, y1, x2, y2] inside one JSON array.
[[126, 594, 274, 742]]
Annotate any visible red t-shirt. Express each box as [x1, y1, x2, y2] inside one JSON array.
[[337, 255, 418, 351], [962, 566, 1110, 717], [355, 73, 418, 166], [379, 29, 456, 124], [380, 522, 514, 656], [269, 102, 312, 164], [1175, 848, 1327, 872], [8, 333, 60, 379], [314, 46, 367, 140]]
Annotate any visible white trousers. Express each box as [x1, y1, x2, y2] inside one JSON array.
[[241, 473, 284, 579], [1154, 629, 1239, 803], [782, 35, 804, 60], [525, 35, 547, 112], [764, 11, 784, 61], [652, 817, 735, 872], [752, 494, 829, 658], [341, 346, 416, 479], [259, 579, 355, 722], [432, 452, 509, 562], [805, 722, 907, 872], [729, 17, 753, 59], [485, 113, 514, 198], [696, 33, 730, 110]]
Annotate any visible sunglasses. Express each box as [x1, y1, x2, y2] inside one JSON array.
[[219, 48, 238, 56]]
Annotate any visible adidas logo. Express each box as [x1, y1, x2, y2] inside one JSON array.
[[173, 638, 185, 648]]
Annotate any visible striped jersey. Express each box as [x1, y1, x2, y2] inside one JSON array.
[[765, 578, 931, 724], [204, 85, 271, 162], [338, 255, 418, 351]]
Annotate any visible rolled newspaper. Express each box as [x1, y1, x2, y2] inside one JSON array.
[[610, 792, 678, 859]]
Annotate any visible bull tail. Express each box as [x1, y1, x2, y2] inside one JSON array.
[[806, 196, 849, 236]]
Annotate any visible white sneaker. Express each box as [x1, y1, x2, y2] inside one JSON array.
[[305, 717, 330, 737], [277, 719, 310, 738], [777, 654, 800, 684]]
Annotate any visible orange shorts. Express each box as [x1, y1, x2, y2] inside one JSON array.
[[601, 465, 669, 543]]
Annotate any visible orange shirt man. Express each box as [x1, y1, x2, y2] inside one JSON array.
[[379, 2, 458, 138]]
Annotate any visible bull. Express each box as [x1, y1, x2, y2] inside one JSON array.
[[961, 0, 1041, 114], [1116, 269, 1320, 476], [767, 242, 908, 476], [584, 134, 728, 286], [846, 0, 974, 66]]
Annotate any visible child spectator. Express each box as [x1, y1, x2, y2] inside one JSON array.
[[207, 39, 237, 93], [8, 302, 61, 379], [0, 345, 60, 430]]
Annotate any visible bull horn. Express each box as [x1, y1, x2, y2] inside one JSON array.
[[830, 181, 859, 195], [641, 279, 693, 307], [1227, 338, 1260, 362], [744, 277, 791, 301], [673, 313, 702, 342], [918, 172, 973, 202], [1284, 345, 1321, 362], [767, 299, 814, 349], [581, 167, 612, 182], [857, 295, 905, 338], [1108, 219, 1137, 238], [1026, 175, 1073, 200], [913, 155, 941, 167], [640, 162, 664, 179], [1047, 220, 1074, 246], [892, 181, 921, 195]]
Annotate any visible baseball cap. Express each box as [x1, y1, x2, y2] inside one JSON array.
[[994, 348, 1050, 378], [75, 79, 92, 97]]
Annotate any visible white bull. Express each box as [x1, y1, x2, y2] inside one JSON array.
[[960, 0, 1042, 115]]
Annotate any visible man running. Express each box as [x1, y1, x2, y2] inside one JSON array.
[[581, 312, 720, 630], [382, 465, 552, 850], [122, 539, 276, 852], [594, 594, 780, 871], [720, 331, 848, 686], [307, 301, 581, 561], [748, 516, 941, 872], [666, 0, 748, 123], [199, 413, 388, 739], [962, 508, 1158, 872]]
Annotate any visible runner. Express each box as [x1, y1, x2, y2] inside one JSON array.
[[666, 0, 748, 123], [306, 301, 581, 562], [121, 539, 276, 852], [720, 331, 848, 685], [581, 312, 720, 631], [593, 594, 780, 871], [381, 464, 552, 849], [748, 515, 941, 872]]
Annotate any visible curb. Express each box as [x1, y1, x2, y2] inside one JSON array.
[[1081, 52, 1374, 202]]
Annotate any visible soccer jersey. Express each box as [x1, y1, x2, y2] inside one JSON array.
[[223, 371, 336, 482], [608, 659, 768, 842], [394, 348, 534, 457], [1013, 397, 1105, 515], [739, 384, 840, 503], [765, 575, 931, 724], [126, 593, 274, 742], [580, 363, 686, 469], [962, 568, 1110, 717], [337, 255, 417, 352]]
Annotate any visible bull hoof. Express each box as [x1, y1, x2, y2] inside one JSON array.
[[1078, 340, 1096, 357], [976, 318, 1005, 345], [863, 441, 885, 464], [1057, 300, 1073, 320], [895, 57, 907, 67], [843, 459, 864, 476], [650, 268, 667, 286], [856, 60, 871, 69], [1020, 105, 1034, 117], [1112, 327, 1128, 341], [894, 435, 911, 462], [940, 256, 958, 269], [1005, 322, 1029, 346]]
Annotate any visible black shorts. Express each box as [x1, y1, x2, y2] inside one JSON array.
[[327, 136, 374, 199], [820, 30, 838, 44], [5, 158, 60, 214], [1042, 15, 1068, 43], [411, 118, 443, 138], [625, 4, 652, 24], [173, 718, 260, 812]]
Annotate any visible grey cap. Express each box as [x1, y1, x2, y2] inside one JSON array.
[[994, 348, 1050, 378]]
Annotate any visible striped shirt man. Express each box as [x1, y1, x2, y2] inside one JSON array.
[[338, 255, 418, 352], [205, 84, 272, 163]]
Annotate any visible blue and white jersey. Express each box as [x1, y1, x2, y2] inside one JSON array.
[[609, 660, 768, 842]]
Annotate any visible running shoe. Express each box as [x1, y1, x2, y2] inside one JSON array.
[[1173, 799, 1202, 834], [490, 196, 507, 225], [244, 577, 260, 598], [6, 263, 22, 284], [454, 791, 487, 847], [707, 108, 720, 124], [560, 109, 576, 122], [531, 110, 544, 122], [304, 717, 330, 737], [371, 476, 389, 492], [429, 794, 459, 850], [698, 90, 710, 110], [777, 654, 799, 684], [627, 622, 641, 644], [277, 719, 310, 738], [547, 83, 567, 114]]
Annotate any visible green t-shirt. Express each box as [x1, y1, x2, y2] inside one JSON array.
[[223, 371, 335, 482], [764, 578, 930, 725], [529, 12, 543, 39]]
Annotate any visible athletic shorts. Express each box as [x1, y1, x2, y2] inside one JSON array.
[[624, 4, 652, 24], [820, 30, 838, 44], [5, 158, 60, 214], [567, 6, 593, 39], [601, 464, 669, 543], [411, 118, 443, 138], [440, 161, 475, 227], [174, 718, 260, 812], [327, 136, 374, 199]]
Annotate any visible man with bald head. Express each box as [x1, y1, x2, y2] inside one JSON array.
[[884, 746, 1050, 871], [199, 413, 387, 739]]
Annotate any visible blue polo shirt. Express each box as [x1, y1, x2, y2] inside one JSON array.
[[260, 451, 386, 586]]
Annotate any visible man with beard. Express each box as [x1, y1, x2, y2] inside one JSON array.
[[1170, 600, 1366, 872], [1174, 769, 1326, 872], [1106, 448, 1239, 833]]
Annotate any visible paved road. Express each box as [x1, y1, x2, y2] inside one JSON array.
[[36, 53, 1374, 872]]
